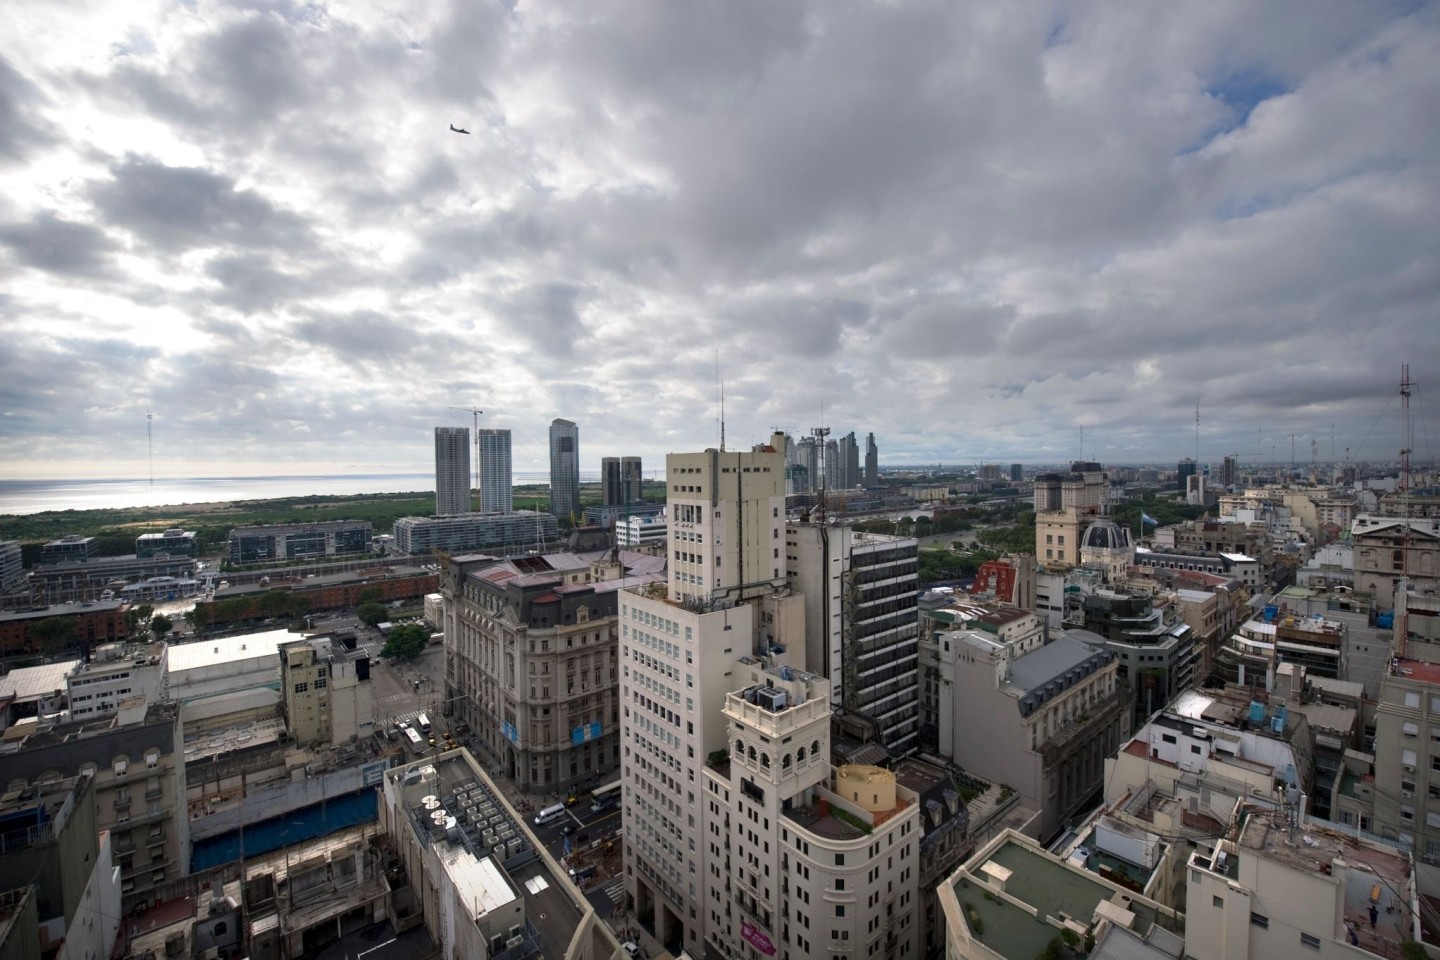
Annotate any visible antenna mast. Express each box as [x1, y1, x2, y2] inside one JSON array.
[[147, 407, 154, 495], [1399, 365, 1416, 657], [811, 426, 831, 524]]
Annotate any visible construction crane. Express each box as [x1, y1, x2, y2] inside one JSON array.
[[448, 406, 484, 510]]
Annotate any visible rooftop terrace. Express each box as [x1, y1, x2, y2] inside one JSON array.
[[955, 837, 1178, 960]]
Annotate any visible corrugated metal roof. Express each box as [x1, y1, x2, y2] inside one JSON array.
[[0, 660, 79, 700]]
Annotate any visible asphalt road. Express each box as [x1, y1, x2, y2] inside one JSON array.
[[369, 639, 448, 729]]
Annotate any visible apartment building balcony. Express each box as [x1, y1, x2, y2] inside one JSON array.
[[1039, 689, 1126, 767], [114, 807, 169, 829]]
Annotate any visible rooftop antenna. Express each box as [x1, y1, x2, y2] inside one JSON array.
[[1195, 401, 1201, 467], [720, 378, 726, 453], [146, 406, 154, 496], [1400, 365, 1416, 657], [1079, 425, 1084, 461], [811, 425, 831, 524]]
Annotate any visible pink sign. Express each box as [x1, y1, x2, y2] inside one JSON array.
[[741, 921, 775, 956]]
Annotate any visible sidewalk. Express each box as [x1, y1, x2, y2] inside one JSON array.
[[611, 911, 670, 960]]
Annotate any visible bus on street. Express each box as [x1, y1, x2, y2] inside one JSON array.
[[590, 778, 622, 814]]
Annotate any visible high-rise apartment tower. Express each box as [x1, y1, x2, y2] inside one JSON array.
[[477, 428, 512, 513], [602, 456, 643, 508], [549, 419, 580, 521], [434, 426, 471, 515]]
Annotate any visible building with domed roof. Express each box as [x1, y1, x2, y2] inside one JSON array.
[[1080, 517, 1134, 583]]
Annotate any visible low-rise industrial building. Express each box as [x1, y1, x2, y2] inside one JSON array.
[[392, 512, 559, 557], [228, 521, 373, 566]]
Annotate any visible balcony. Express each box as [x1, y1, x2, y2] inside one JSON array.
[[124, 807, 169, 828], [1039, 689, 1127, 765]]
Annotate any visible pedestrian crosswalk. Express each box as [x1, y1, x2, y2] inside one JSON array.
[[601, 876, 625, 908]]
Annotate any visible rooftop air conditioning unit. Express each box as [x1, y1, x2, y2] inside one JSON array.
[[754, 687, 788, 712], [506, 936, 524, 949]]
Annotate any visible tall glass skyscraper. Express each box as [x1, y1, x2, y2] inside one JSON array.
[[477, 428, 513, 513], [434, 426, 471, 515], [549, 419, 579, 521]]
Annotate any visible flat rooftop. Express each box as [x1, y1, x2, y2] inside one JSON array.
[[1392, 657, 1440, 686], [1237, 813, 1412, 955], [957, 837, 1169, 960], [395, 751, 593, 960], [167, 629, 299, 674], [0, 659, 80, 701]]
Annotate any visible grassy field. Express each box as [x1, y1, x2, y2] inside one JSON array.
[[0, 479, 665, 562], [0, 490, 440, 562]]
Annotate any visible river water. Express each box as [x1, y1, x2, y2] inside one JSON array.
[[0, 471, 596, 515]]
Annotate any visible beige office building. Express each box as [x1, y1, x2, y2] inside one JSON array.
[[279, 635, 374, 748]]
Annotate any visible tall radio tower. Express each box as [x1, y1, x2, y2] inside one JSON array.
[[147, 407, 154, 495]]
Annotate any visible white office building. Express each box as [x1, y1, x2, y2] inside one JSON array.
[[622, 448, 922, 959], [622, 447, 793, 955]]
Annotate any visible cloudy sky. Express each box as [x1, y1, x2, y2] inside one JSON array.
[[1, 0, 1437, 481]]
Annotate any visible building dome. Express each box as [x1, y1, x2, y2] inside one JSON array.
[[1081, 518, 1132, 552]]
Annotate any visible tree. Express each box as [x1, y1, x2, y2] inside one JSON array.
[[124, 602, 156, 638], [381, 624, 430, 660], [358, 586, 383, 605], [150, 614, 173, 639], [186, 604, 213, 635], [357, 602, 387, 626], [29, 616, 77, 655]]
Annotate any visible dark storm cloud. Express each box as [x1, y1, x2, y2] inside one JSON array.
[[717, 296, 871, 358], [406, 208, 563, 285], [88, 156, 311, 253], [498, 283, 589, 359], [290, 310, 421, 360], [869, 299, 1014, 360], [423, 0, 512, 104], [196, 15, 307, 124], [0, 213, 116, 277], [3, 1, 1438, 474], [0, 336, 161, 440], [204, 253, 311, 313], [0, 54, 50, 162]]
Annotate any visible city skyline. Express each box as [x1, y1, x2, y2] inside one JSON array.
[[1, 2, 1437, 480]]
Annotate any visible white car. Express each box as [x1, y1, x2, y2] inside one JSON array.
[[621, 942, 640, 958]]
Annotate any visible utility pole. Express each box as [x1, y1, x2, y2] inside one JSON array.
[[448, 406, 484, 510]]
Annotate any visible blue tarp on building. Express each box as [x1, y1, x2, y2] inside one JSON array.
[[189, 788, 378, 872]]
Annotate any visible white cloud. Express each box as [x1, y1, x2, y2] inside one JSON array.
[[0, 0, 1435, 481]]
